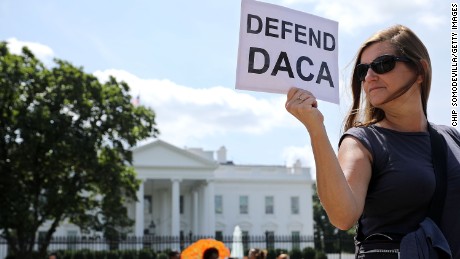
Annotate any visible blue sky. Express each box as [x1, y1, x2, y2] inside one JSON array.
[[0, 0, 453, 175]]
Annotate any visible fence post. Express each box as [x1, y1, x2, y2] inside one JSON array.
[[338, 231, 342, 259]]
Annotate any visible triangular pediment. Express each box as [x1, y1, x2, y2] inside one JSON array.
[[132, 139, 218, 169]]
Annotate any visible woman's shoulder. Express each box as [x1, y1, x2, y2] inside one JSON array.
[[339, 125, 379, 150], [343, 125, 376, 136], [340, 125, 379, 142]]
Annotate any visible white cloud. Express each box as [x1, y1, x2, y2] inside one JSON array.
[[278, 0, 442, 34], [417, 12, 445, 30], [93, 69, 295, 146], [6, 38, 54, 64]]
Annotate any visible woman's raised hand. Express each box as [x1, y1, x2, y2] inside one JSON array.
[[285, 87, 324, 134]]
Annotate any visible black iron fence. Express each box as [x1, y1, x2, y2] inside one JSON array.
[[0, 234, 355, 259]]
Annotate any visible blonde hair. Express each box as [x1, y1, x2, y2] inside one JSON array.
[[343, 24, 431, 132]]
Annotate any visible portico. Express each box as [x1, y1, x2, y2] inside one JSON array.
[[131, 140, 219, 237]]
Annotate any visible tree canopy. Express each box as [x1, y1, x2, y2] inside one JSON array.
[[0, 42, 159, 259]]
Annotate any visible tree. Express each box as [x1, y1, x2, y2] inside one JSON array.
[[312, 184, 355, 253], [0, 42, 159, 259]]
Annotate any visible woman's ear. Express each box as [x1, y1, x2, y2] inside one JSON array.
[[416, 59, 429, 84]]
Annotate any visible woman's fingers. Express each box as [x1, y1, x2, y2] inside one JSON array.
[[286, 87, 317, 109], [287, 87, 300, 100], [286, 87, 324, 134]]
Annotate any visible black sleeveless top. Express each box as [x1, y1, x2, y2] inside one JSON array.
[[341, 125, 435, 236], [340, 124, 460, 258]]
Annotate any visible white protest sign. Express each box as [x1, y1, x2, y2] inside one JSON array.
[[235, 0, 339, 104]]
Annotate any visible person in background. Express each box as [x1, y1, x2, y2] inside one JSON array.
[[248, 248, 265, 259], [286, 24, 460, 258], [277, 253, 289, 259], [203, 247, 219, 259], [168, 250, 181, 259]]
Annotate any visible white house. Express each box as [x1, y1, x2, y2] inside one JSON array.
[[40, 139, 315, 239], [128, 140, 315, 238]]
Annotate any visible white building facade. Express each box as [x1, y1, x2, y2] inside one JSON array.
[[129, 140, 315, 238]]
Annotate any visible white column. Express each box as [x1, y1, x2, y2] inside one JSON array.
[[207, 180, 216, 236], [161, 191, 168, 235], [171, 179, 181, 236], [197, 184, 205, 235], [193, 190, 199, 235], [135, 179, 145, 237], [202, 183, 209, 235]]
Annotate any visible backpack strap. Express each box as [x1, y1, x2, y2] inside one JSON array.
[[427, 123, 448, 225]]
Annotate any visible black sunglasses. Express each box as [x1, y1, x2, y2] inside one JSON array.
[[355, 55, 412, 81]]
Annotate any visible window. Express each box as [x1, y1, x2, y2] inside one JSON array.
[[180, 195, 184, 214], [292, 231, 300, 249], [215, 195, 223, 214], [265, 196, 274, 214], [215, 231, 223, 241], [242, 231, 250, 252], [239, 195, 249, 214], [291, 196, 300, 214], [67, 230, 78, 250], [265, 231, 275, 249], [38, 231, 47, 243], [144, 195, 152, 214]]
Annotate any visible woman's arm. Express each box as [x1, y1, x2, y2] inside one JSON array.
[[285, 87, 372, 230]]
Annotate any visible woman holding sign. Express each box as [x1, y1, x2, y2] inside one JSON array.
[[286, 25, 460, 258]]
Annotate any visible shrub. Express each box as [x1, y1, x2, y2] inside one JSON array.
[[289, 248, 302, 259], [139, 249, 154, 259], [62, 251, 73, 259], [94, 250, 106, 259], [106, 250, 120, 259], [315, 251, 328, 259], [120, 250, 138, 259], [302, 247, 316, 259], [74, 250, 86, 259], [84, 250, 96, 259]]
